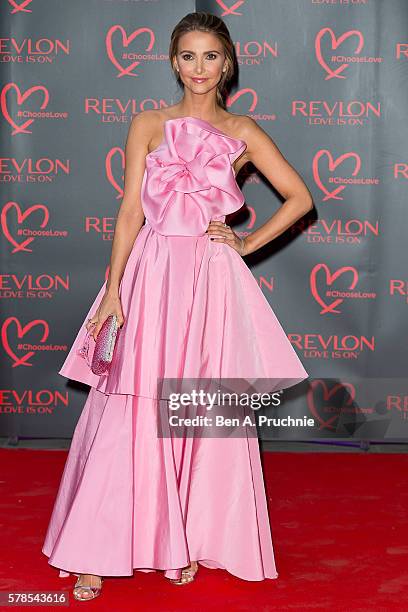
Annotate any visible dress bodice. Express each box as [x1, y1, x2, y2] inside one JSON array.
[[140, 116, 247, 236]]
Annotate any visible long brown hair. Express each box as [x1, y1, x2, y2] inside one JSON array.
[[169, 12, 237, 109]]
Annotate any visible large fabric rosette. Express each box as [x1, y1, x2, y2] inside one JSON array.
[[141, 116, 247, 236]]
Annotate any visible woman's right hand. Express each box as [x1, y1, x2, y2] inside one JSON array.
[[86, 290, 125, 341]]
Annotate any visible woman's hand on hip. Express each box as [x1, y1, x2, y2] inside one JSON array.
[[206, 220, 248, 256]]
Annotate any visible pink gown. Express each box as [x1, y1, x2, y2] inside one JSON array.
[[41, 115, 308, 581]]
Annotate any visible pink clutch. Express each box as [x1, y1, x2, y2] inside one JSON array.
[[77, 314, 121, 375]]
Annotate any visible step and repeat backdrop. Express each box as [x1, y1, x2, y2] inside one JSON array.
[[1, 0, 407, 441]]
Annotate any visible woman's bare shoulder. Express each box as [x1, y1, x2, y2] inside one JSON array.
[[126, 110, 166, 151], [228, 113, 262, 139], [221, 113, 261, 143], [129, 109, 165, 130]]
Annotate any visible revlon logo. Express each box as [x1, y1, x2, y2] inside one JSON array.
[[390, 279, 408, 304], [0, 389, 69, 413], [0, 157, 70, 183], [297, 218, 380, 244], [235, 40, 277, 60], [0, 274, 69, 299], [394, 162, 408, 180], [85, 217, 116, 240], [84, 99, 144, 120], [292, 100, 381, 125], [396, 43, 408, 60], [290, 333, 375, 359], [0, 38, 70, 60], [258, 276, 274, 292]]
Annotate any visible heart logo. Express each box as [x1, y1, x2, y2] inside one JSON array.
[[308, 380, 356, 430], [1, 83, 49, 135], [106, 147, 125, 199], [227, 88, 258, 113], [8, 0, 33, 13], [106, 26, 155, 78], [313, 150, 361, 201], [315, 28, 364, 80], [310, 263, 359, 314], [246, 205, 256, 229], [215, 0, 246, 16], [1, 201, 49, 253], [2, 317, 49, 367]]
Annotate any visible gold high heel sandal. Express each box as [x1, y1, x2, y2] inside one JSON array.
[[73, 574, 103, 601], [169, 561, 198, 585]]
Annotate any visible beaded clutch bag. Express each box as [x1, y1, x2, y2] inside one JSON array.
[[77, 314, 121, 376]]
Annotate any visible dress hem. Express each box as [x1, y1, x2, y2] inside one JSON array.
[[43, 552, 279, 582]]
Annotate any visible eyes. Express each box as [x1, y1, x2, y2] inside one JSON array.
[[181, 53, 218, 61]]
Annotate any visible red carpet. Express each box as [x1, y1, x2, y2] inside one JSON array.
[[1, 448, 407, 610]]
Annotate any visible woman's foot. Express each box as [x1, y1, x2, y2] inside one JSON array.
[[170, 561, 198, 585], [73, 574, 103, 601]]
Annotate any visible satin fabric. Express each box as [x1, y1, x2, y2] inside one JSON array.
[[42, 388, 279, 581], [141, 116, 247, 235], [57, 117, 308, 397], [42, 116, 309, 582]]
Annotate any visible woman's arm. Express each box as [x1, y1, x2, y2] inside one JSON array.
[[238, 116, 314, 256], [105, 112, 152, 294], [88, 112, 152, 338]]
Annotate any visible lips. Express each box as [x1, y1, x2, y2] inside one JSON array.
[[191, 78, 208, 83]]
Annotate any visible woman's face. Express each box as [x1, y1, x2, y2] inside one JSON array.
[[174, 31, 227, 94]]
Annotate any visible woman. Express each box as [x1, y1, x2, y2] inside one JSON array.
[[42, 12, 312, 601]]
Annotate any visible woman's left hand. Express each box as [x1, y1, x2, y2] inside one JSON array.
[[206, 221, 248, 256]]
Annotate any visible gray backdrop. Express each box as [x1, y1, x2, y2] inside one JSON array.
[[1, 0, 407, 441]]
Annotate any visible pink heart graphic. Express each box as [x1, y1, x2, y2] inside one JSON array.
[[315, 28, 364, 80], [1, 201, 49, 253], [246, 205, 256, 229], [106, 26, 155, 78], [227, 88, 258, 113], [2, 317, 49, 367], [8, 0, 33, 13], [308, 380, 356, 431], [313, 150, 361, 201], [1, 83, 49, 135], [106, 147, 125, 199], [215, 0, 246, 16], [310, 263, 359, 315]]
